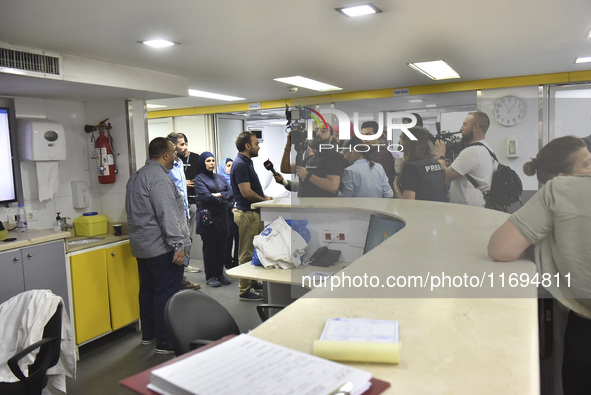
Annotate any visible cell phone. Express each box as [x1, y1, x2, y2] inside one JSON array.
[[184, 254, 190, 267]]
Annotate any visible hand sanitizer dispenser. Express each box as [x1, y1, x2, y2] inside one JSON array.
[[17, 118, 66, 161]]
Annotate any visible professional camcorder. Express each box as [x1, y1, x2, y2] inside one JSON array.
[[436, 130, 465, 161], [285, 105, 310, 166]]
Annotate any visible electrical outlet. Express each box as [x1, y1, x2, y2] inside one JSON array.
[[27, 210, 39, 221], [323, 230, 348, 243]]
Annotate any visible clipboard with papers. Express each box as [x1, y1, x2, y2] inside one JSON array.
[[120, 334, 391, 395]]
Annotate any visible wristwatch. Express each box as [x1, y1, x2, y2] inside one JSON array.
[[174, 243, 184, 252], [305, 172, 313, 181]]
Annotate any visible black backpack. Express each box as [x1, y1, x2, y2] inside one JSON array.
[[465, 143, 523, 212]]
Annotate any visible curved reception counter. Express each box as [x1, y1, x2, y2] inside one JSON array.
[[245, 198, 539, 394]]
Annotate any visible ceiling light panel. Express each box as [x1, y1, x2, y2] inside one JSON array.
[[575, 56, 591, 63], [336, 4, 382, 17], [141, 39, 176, 48], [274, 76, 342, 91], [188, 89, 245, 101], [408, 60, 461, 80]]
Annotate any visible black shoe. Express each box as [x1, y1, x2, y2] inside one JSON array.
[[252, 281, 263, 291], [218, 275, 232, 285], [239, 289, 263, 302]]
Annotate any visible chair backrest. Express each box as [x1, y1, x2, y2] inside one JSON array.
[[164, 290, 240, 356], [4, 302, 63, 395]]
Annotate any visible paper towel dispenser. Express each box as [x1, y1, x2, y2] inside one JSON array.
[[17, 118, 66, 161]]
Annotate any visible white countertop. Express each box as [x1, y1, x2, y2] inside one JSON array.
[[246, 198, 540, 394], [0, 229, 70, 252]]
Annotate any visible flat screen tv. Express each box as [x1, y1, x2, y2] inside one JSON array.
[[363, 213, 406, 254], [0, 100, 20, 205]]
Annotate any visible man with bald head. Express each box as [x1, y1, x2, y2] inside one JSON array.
[[126, 137, 191, 354], [435, 111, 496, 207]]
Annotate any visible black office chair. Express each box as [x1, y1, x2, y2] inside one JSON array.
[[256, 304, 287, 322], [164, 290, 240, 356], [0, 303, 63, 395]]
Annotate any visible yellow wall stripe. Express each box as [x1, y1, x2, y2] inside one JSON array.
[[147, 70, 591, 119]]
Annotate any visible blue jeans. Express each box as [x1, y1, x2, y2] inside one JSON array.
[[137, 251, 184, 346]]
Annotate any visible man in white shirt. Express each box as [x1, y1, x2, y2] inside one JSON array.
[[435, 111, 496, 207]]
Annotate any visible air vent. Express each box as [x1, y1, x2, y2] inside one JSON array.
[[0, 45, 62, 78]]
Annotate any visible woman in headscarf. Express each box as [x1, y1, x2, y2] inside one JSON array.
[[194, 152, 233, 287], [217, 158, 239, 269]]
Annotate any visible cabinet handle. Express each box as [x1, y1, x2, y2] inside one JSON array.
[[13, 257, 19, 262], [111, 252, 116, 256], [27, 253, 33, 258]]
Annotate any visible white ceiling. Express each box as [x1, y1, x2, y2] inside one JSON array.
[[1, 0, 591, 111]]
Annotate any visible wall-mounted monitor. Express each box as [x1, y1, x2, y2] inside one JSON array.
[[249, 128, 263, 141], [0, 98, 21, 205], [363, 213, 406, 254]]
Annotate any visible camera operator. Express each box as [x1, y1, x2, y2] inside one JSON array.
[[434, 111, 496, 207], [280, 126, 345, 197]]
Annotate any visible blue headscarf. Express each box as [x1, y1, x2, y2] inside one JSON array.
[[197, 151, 215, 175], [217, 158, 233, 186]]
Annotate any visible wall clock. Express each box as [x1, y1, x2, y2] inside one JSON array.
[[494, 95, 526, 126]]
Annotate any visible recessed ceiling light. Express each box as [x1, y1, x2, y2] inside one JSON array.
[[575, 56, 591, 63], [587, 29, 591, 39], [146, 104, 168, 109], [188, 89, 245, 101], [274, 76, 342, 91], [336, 4, 382, 17], [425, 104, 438, 108], [141, 39, 176, 48], [408, 99, 424, 103], [408, 60, 461, 80]]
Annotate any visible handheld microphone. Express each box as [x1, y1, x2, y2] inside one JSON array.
[[263, 159, 278, 176]]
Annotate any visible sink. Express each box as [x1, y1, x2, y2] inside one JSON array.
[[67, 238, 104, 246]]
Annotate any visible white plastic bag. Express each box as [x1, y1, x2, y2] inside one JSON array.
[[253, 216, 307, 269]]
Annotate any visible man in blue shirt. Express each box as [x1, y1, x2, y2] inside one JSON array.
[[230, 131, 272, 301], [167, 133, 201, 288]]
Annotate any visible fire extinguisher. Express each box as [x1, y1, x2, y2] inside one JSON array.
[[85, 119, 117, 184]]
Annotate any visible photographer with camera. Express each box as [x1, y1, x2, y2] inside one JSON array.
[[280, 126, 345, 197], [434, 111, 496, 207]]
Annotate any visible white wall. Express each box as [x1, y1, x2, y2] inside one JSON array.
[[479, 86, 541, 191], [1, 97, 95, 229], [148, 115, 211, 155], [0, 96, 144, 229]]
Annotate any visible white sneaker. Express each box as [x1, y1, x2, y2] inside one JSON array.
[[185, 264, 201, 273]]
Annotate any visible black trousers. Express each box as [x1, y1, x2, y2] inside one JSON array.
[[562, 311, 591, 394], [137, 251, 184, 346], [200, 232, 227, 280]]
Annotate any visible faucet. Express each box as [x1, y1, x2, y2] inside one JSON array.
[[61, 217, 74, 230]]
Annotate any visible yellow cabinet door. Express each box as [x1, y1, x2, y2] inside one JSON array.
[[70, 249, 111, 344], [106, 243, 140, 330]]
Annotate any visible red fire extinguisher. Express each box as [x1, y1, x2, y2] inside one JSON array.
[[91, 119, 117, 184]]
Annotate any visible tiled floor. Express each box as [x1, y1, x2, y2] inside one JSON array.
[[65, 259, 262, 395]]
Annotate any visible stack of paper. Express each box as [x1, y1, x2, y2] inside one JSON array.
[[149, 334, 372, 395], [313, 318, 400, 364]]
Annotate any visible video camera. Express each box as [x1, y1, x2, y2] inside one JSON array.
[[285, 105, 310, 166], [435, 130, 465, 161]]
